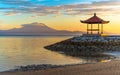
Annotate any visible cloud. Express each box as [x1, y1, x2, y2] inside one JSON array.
[[3, 11, 21, 16], [0, 0, 34, 6], [0, 0, 120, 16]]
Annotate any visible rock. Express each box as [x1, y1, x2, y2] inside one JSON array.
[[44, 36, 120, 58]]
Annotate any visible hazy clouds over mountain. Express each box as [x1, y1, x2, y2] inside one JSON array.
[[0, 22, 82, 35]]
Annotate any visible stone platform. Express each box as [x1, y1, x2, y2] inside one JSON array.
[[72, 35, 120, 42], [82, 34, 101, 37]]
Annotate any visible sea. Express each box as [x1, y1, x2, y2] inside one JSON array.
[[0, 36, 119, 72], [0, 36, 83, 72]]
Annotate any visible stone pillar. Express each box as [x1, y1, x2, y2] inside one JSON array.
[[101, 24, 103, 34], [91, 24, 92, 34], [98, 24, 99, 34], [87, 24, 88, 34]]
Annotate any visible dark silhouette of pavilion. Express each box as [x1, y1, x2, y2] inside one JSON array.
[[80, 13, 109, 36]]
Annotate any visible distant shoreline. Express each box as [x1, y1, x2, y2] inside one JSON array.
[[0, 34, 120, 37], [0, 35, 77, 36]]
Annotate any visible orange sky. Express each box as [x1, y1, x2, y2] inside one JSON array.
[[0, 0, 120, 34]]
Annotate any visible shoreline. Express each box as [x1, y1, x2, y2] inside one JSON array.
[[0, 59, 120, 75], [0, 52, 116, 74], [0, 53, 115, 74], [1, 62, 96, 73]]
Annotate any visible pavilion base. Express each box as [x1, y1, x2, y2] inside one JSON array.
[[82, 34, 102, 37]]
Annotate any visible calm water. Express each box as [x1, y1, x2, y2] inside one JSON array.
[[0, 36, 88, 72], [105, 51, 120, 60]]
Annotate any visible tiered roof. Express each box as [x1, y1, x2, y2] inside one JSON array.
[[80, 13, 109, 24]]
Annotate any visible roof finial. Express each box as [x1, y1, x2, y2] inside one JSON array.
[[94, 13, 96, 16]]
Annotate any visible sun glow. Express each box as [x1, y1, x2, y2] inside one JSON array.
[[0, 0, 119, 34]]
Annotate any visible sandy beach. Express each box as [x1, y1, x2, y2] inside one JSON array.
[[0, 60, 120, 75]]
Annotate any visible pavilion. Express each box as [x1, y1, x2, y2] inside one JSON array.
[[80, 13, 109, 36]]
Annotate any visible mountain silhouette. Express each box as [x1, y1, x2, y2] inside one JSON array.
[[0, 22, 83, 35]]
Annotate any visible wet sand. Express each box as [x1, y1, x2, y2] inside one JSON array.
[[1, 60, 120, 75]]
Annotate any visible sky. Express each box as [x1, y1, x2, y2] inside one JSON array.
[[0, 0, 120, 34]]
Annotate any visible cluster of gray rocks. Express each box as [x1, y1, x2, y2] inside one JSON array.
[[6, 64, 62, 72], [44, 36, 120, 59]]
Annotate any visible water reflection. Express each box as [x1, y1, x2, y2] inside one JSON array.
[[0, 36, 86, 72]]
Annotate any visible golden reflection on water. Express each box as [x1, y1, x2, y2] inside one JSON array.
[[0, 36, 85, 72]]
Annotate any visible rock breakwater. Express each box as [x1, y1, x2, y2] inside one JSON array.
[[44, 36, 120, 60]]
